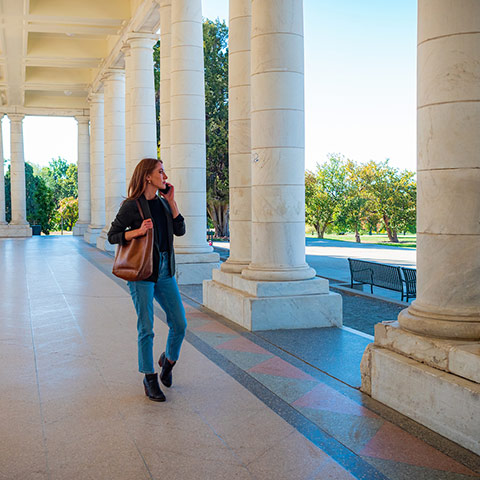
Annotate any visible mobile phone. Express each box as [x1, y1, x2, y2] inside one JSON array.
[[159, 184, 170, 194]]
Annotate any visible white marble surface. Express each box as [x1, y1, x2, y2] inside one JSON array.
[[0, 224, 31, 237], [222, 0, 252, 274], [367, 346, 480, 456], [176, 261, 220, 285], [159, 0, 172, 173], [86, 93, 105, 234], [0, 114, 5, 224], [75, 116, 91, 233], [98, 71, 126, 252], [399, 0, 480, 339], [170, 0, 210, 256], [374, 321, 480, 383], [203, 277, 342, 331], [9, 114, 28, 227], [243, 0, 311, 283], [125, 34, 158, 179]]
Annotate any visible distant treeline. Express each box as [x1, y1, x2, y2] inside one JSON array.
[[305, 155, 416, 243], [4, 157, 78, 234]]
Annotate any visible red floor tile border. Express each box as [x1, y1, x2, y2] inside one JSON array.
[[248, 356, 317, 381], [216, 336, 272, 355], [292, 383, 379, 419], [359, 422, 478, 476], [191, 320, 238, 335]]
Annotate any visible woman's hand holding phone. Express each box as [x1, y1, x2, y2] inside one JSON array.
[[159, 183, 174, 201]]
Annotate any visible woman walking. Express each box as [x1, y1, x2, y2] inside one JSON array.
[[108, 158, 187, 402]]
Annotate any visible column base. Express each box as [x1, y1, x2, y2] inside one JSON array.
[[96, 229, 115, 252], [220, 259, 249, 274], [203, 269, 342, 331], [84, 226, 103, 245], [399, 304, 480, 340], [72, 222, 89, 236], [0, 224, 32, 237], [175, 252, 220, 285], [361, 322, 480, 455]]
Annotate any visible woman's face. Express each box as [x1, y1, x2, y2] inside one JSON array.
[[146, 162, 168, 189]]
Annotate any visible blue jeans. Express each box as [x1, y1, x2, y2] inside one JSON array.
[[127, 252, 187, 374]]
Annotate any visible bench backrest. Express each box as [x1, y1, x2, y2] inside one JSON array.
[[348, 258, 403, 292], [401, 267, 417, 295]]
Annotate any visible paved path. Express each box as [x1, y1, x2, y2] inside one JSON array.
[[1, 236, 478, 479]]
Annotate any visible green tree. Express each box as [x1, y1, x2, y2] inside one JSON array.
[[153, 40, 161, 148], [4, 163, 56, 233], [55, 196, 78, 231], [360, 160, 416, 242], [40, 157, 78, 209], [204, 18, 229, 237], [305, 155, 349, 238], [334, 160, 370, 243]]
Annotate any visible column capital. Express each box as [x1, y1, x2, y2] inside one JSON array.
[[0, 113, 4, 121], [87, 92, 104, 104], [75, 115, 90, 124], [102, 69, 125, 83], [8, 113, 25, 123], [124, 33, 159, 50]]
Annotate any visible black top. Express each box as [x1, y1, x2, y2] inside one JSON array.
[[148, 198, 169, 252], [107, 194, 186, 282]]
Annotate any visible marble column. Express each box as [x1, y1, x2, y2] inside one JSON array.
[[170, 0, 219, 284], [96, 71, 126, 252], [220, 0, 252, 274], [8, 114, 31, 236], [0, 114, 9, 237], [361, 0, 480, 456], [203, 0, 341, 330], [72, 115, 90, 236], [0, 115, 6, 227], [124, 34, 158, 181], [242, 0, 313, 282], [159, 0, 172, 172], [124, 46, 132, 182], [84, 93, 105, 244]]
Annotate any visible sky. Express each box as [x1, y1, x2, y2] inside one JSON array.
[[2, 0, 417, 174]]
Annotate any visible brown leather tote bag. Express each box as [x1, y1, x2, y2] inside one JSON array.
[[112, 199, 154, 281]]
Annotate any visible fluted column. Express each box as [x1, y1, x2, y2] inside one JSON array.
[[9, 114, 31, 236], [85, 93, 105, 244], [221, 0, 252, 274], [159, 0, 172, 172], [125, 34, 158, 180], [398, 0, 480, 340], [0, 114, 6, 225], [242, 0, 314, 281], [72, 115, 90, 236], [97, 71, 126, 252], [170, 0, 211, 254]]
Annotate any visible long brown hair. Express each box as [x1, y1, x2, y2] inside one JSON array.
[[126, 157, 162, 200]]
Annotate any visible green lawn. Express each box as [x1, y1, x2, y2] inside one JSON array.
[[307, 233, 416, 248]]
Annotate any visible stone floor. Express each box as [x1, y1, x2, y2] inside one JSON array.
[[1, 236, 479, 480]]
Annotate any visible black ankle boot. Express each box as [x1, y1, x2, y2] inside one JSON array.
[[158, 352, 176, 388], [143, 373, 166, 402]]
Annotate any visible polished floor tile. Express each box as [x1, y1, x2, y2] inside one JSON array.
[[1, 236, 479, 480]]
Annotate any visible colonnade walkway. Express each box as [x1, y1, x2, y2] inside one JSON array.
[[1, 236, 479, 480]]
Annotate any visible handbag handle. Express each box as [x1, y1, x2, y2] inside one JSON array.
[[135, 199, 146, 221]]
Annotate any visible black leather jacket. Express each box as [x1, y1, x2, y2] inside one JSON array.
[[107, 194, 186, 282]]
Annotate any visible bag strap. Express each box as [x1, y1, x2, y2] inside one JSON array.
[[135, 199, 145, 220]]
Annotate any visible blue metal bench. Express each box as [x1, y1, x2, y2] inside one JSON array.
[[347, 258, 416, 302]]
